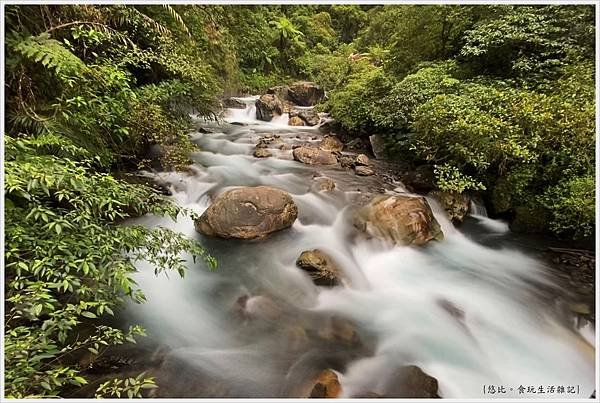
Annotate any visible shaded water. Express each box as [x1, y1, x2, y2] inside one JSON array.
[[123, 101, 595, 398]]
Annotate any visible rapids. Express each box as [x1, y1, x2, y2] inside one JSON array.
[[123, 100, 596, 398]]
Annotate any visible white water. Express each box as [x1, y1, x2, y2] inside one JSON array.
[[469, 200, 510, 234], [124, 103, 596, 398]]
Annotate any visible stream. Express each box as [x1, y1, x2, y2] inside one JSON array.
[[119, 98, 595, 398]]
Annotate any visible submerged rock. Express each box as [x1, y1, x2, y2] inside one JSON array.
[[354, 195, 443, 246], [314, 177, 336, 191], [256, 94, 283, 122], [319, 135, 344, 152], [293, 146, 338, 165], [194, 186, 298, 239], [308, 369, 342, 398], [428, 190, 470, 223], [296, 249, 342, 286], [318, 316, 361, 346], [385, 366, 440, 398], [288, 81, 325, 106]]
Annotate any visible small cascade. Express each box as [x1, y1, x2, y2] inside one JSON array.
[[271, 113, 290, 126], [469, 200, 488, 217], [469, 199, 509, 233]]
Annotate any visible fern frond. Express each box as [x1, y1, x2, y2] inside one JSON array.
[[161, 5, 191, 38], [132, 8, 171, 37], [12, 33, 88, 76]]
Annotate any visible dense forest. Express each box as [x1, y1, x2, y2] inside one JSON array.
[[3, 4, 596, 398]]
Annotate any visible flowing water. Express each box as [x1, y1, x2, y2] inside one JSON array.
[[122, 100, 596, 398]]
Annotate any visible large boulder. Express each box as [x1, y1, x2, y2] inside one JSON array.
[[194, 186, 298, 239], [354, 195, 443, 246], [288, 81, 325, 106], [296, 249, 342, 286], [428, 190, 470, 223], [255, 94, 283, 122], [319, 136, 344, 152], [290, 109, 320, 126], [293, 146, 338, 165]]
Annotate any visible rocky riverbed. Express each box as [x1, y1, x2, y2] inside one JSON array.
[[83, 85, 595, 399]]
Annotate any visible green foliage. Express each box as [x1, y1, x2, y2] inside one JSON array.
[[460, 5, 594, 84], [4, 5, 221, 398], [4, 136, 216, 398], [434, 164, 485, 193], [95, 372, 158, 398], [329, 5, 368, 43], [541, 176, 595, 239], [324, 4, 595, 239], [324, 64, 391, 131]]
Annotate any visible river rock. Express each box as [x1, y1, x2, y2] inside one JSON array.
[[402, 165, 435, 192], [318, 316, 360, 346], [319, 135, 343, 152], [308, 369, 342, 398], [428, 190, 470, 223], [354, 195, 443, 246], [355, 154, 369, 166], [355, 166, 375, 176], [256, 94, 283, 122], [314, 177, 336, 191], [296, 249, 342, 286], [369, 134, 387, 159], [290, 109, 320, 126], [339, 155, 355, 168], [385, 366, 440, 398], [280, 325, 310, 352], [233, 294, 282, 322], [288, 81, 325, 106], [293, 146, 338, 165], [222, 98, 246, 109], [253, 148, 272, 158], [194, 186, 298, 239], [267, 85, 290, 101], [288, 116, 305, 126], [256, 134, 283, 148]]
